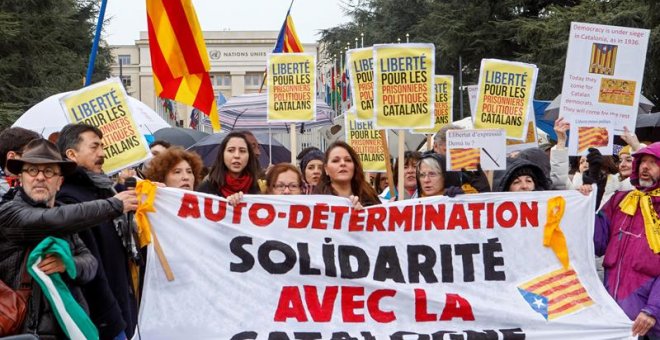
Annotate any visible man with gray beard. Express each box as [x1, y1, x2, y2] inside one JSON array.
[[593, 142, 660, 339]]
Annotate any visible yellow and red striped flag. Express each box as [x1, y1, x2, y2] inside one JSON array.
[[577, 127, 608, 153], [517, 267, 593, 320], [146, 0, 219, 132]]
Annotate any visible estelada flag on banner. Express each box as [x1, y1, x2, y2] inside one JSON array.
[[517, 267, 593, 321], [146, 0, 220, 132]]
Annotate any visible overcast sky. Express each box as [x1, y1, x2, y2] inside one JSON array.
[[105, 0, 351, 45]]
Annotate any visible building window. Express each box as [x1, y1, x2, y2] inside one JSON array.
[[245, 72, 264, 87], [214, 73, 231, 87], [118, 54, 131, 65], [121, 75, 131, 88]]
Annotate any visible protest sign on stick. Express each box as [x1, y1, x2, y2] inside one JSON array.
[[560, 22, 650, 136], [345, 110, 386, 172], [267, 53, 317, 160], [474, 59, 538, 141], [373, 43, 435, 129], [60, 78, 149, 174], [446, 129, 506, 171], [412, 75, 453, 135], [138, 189, 634, 339], [347, 47, 375, 121]]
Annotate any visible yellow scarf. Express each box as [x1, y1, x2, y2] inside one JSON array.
[[618, 188, 660, 253], [544, 196, 569, 268], [135, 180, 158, 248]]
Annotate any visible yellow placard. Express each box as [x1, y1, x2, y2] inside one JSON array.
[[373, 44, 435, 129], [61, 78, 149, 174], [347, 47, 375, 121], [345, 110, 386, 172], [474, 59, 537, 140], [412, 75, 453, 134], [267, 53, 316, 122]]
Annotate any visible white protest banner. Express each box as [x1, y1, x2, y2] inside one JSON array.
[[446, 129, 506, 171], [138, 188, 634, 339], [568, 118, 614, 156], [60, 78, 149, 174], [560, 22, 650, 134]]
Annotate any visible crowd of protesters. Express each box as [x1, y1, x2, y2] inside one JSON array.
[[0, 120, 659, 339]]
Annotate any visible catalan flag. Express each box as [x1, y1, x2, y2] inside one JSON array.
[[450, 148, 480, 171], [577, 127, 608, 153], [146, 0, 220, 132], [258, 8, 304, 93], [518, 267, 593, 320], [273, 10, 304, 53]]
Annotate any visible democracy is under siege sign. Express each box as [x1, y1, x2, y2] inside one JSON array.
[[347, 47, 375, 121], [412, 75, 453, 134], [60, 78, 149, 174], [345, 110, 386, 172], [267, 53, 316, 122], [138, 188, 635, 339], [373, 43, 435, 129], [474, 59, 538, 141]]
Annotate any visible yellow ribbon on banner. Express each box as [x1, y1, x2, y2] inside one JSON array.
[[618, 188, 660, 253], [544, 196, 569, 269], [135, 180, 157, 248]]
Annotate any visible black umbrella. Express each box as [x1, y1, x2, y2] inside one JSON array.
[[188, 132, 291, 168], [153, 127, 209, 149]]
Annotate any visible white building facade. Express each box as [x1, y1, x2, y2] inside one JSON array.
[[109, 30, 317, 129]]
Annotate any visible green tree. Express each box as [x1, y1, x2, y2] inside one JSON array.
[[321, 0, 658, 117], [0, 0, 112, 130]]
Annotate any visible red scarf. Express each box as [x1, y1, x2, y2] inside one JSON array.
[[220, 173, 253, 197]]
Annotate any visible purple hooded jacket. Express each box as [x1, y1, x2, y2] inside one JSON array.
[[594, 142, 660, 336]]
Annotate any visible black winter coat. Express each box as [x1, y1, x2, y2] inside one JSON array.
[[0, 189, 101, 339], [56, 168, 137, 339]]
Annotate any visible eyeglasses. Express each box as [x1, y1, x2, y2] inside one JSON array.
[[419, 171, 441, 179], [22, 166, 60, 178], [273, 183, 301, 191]]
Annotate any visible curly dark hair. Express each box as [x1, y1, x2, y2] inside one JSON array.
[[314, 141, 380, 206], [144, 147, 204, 189]]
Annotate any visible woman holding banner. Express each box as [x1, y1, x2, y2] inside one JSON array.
[[314, 141, 381, 207], [415, 154, 463, 197], [144, 147, 204, 191], [197, 132, 260, 198]]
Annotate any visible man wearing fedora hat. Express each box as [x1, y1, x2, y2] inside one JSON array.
[[0, 138, 138, 337]]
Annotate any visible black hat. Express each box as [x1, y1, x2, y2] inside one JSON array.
[[6, 139, 76, 176]]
